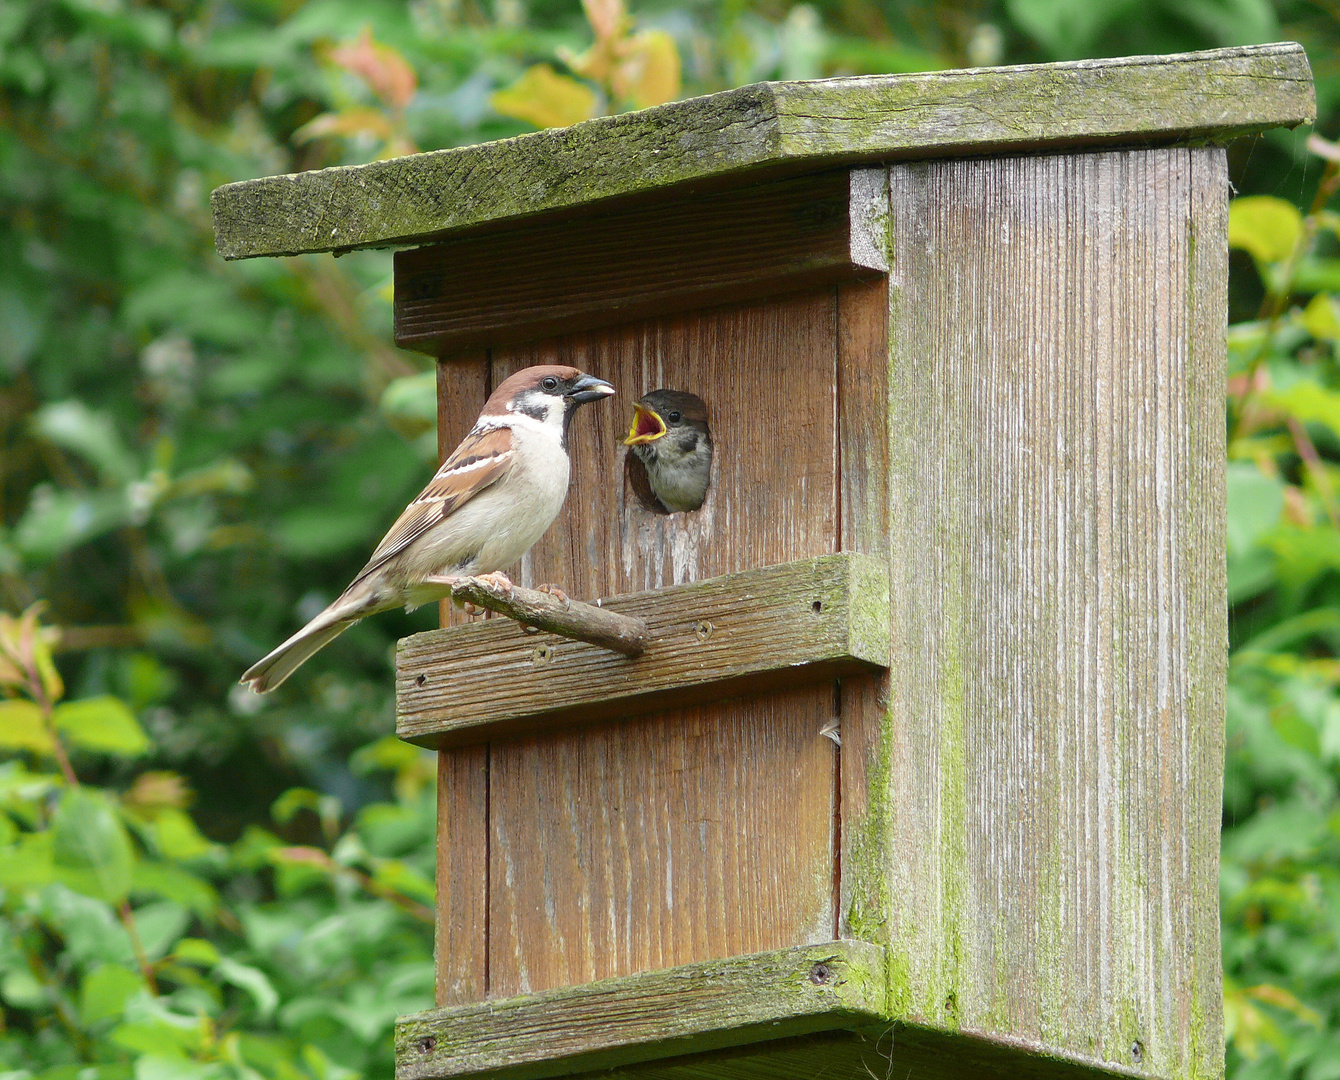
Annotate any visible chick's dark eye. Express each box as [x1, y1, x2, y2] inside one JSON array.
[[668, 411, 681, 423], [542, 376, 559, 391]]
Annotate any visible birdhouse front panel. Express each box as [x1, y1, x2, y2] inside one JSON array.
[[428, 283, 888, 1000]]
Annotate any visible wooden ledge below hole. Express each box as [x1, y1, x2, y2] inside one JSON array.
[[395, 553, 890, 749], [395, 941, 1151, 1080], [395, 940, 890, 1080]]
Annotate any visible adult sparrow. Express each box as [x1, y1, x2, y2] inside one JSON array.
[[241, 365, 615, 692], [623, 389, 713, 513]]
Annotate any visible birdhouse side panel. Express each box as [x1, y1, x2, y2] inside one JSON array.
[[847, 147, 1227, 1077]]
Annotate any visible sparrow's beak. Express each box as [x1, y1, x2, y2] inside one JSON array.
[[623, 403, 667, 446], [567, 374, 617, 404]]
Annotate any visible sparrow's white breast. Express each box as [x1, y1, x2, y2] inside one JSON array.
[[404, 414, 570, 580]]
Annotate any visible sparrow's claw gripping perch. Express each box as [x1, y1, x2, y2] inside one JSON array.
[[475, 571, 514, 596], [461, 601, 485, 618], [535, 583, 570, 607]]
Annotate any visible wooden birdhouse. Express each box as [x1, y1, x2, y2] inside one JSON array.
[[212, 44, 1315, 1080]]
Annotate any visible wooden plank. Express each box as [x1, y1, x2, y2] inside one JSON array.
[[489, 289, 839, 596], [435, 746, 489, 1006], [397, 554, 889, 748], [394, 172, 886, 357], [433, 355, 490, 1007], [859, 148, 1228, 1079], [395, 940, 889, 1080], [436, 357, 489, 629], [487, 688, 840, 999], [833, 272, 894, 944], [212, 44, 1313, 259], [481, 291, 843, 996]]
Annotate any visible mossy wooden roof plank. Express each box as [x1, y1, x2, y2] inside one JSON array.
[[211, 42, 1313, 261]]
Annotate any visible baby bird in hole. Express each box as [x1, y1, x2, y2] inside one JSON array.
[[623, 389, 713, 514]]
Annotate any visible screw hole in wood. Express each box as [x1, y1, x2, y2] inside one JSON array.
[[694, 620, 714, 641], [532, 644, 553, 664], [1130, 1042, 1143, 1064], [415, 674, 427, 687], [811, 600, 823, 613], [808, 962, 832, 985], [419, 1036, 436, 1054]]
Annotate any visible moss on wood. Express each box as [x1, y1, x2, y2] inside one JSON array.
[[212, 44, 1312, 260]]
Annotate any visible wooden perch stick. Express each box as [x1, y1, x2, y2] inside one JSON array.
[[420, 575, 648, 658]]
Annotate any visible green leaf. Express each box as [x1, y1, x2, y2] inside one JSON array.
[[0, 831, 55, 890], [0, 699, 54, 755], [51, 787, 136, 904], [1229, 195, 1303, 265], [149, 808, 215, 861], [1226, 462, 1285, 557], [1004, 0, 1123, 57], [32, 400, 138, 484], [13, 485, 134, 564], [134, 1056, 224, 1080], [379, 370, 437, 437], [112, 1016, 199, 1058], [132, 862, 220, 919], [1266, 379, 1340, 444], [172, 938, 221, 967], [132, 900, 192, 960], [53, 696, 151, 757], [216, 957, 278, 1020], [1, 966, 47, 1009], [1301, 293, 1340, 341], [490, 64, 598, 129], [350, 734, 423, 775], [81, 963, 146, 1025]]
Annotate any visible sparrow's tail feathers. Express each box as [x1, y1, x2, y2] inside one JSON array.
[[240, 615, 354, 694]]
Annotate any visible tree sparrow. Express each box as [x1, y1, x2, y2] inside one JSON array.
[[623, 389, 713, 513], [241, 365, 615, 692]]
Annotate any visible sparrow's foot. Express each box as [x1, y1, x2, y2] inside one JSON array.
[[475, 571, 514, 595], [461, 601, 485, 618], [535, 583, 571, 607]]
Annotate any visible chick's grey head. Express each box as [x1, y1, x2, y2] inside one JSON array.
[[623, 389, 713, 513]]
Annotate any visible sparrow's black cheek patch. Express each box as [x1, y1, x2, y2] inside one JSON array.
[[514, 399, 547, 423]]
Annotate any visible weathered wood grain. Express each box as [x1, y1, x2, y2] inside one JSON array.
[[396, 554, 888, 748], [436, 358, 489, 629], [212, 44, 1312, 259], [832, 272, 894, 946], [435, 746, 488, 1006], [396, 940, 888, 1080], [853, 148, 1229, 1079], [394, 171, 885, 356], [432, 356, 490, 1007], [479, 291, 845, 997], [488, 689, 841, 998], [489, 289, 839, 596]]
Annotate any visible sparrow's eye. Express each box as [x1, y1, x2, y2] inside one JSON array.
[[668, 411, 681, 423], [541, 376, 559, 391]]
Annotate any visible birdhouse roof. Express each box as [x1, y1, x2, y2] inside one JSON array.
[[211, 42, 1313, 261]]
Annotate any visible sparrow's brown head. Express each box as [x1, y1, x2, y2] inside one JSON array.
[[485, 365, 615, 417]]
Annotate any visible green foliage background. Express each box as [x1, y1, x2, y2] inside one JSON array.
[[0, 0, 1337, 1077]]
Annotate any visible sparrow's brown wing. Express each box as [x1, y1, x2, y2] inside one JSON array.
[[355, 424, 516, 577]]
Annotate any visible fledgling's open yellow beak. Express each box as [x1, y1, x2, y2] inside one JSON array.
[[623, 403, 667, 446]]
